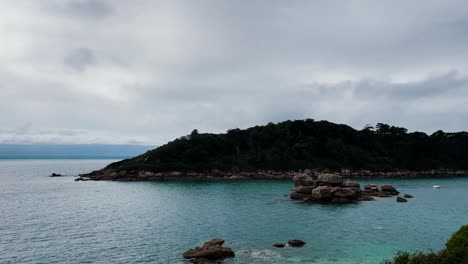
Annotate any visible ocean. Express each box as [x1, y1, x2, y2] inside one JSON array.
[[1, 159, 468, 264]]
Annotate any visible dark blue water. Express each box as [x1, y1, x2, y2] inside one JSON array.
[[1, 160, 468, 264]]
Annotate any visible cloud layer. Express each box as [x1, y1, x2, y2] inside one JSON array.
[[2, 0, 468, 144]]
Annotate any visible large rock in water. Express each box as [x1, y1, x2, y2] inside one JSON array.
[[317, 173, 343, 185], [288, 239, 306, 247], [312, 186, 334, 200], [182, 238, 234, 262], [381, 184, 399, 195]]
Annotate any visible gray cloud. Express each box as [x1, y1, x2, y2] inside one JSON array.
[[1, 0, 468, 144], [64, 48, 97, 72], [48, 0, 113, 19]]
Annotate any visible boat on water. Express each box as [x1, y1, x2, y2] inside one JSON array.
[[433, 185, 440, 189]]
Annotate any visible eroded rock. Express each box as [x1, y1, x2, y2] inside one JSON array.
[[183, 238, 234, 262], [311, 186, 334, 200]]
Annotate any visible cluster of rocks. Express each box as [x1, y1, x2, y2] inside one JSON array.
[[273, 239, 306, 248], [290, 172, 401, 204], [182, 238, 234, 263]]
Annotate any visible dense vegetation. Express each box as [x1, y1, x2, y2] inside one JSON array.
[[383, 225, 468, 264], [108, 119, 468, 172]]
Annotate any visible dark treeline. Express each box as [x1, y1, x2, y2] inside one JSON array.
[[108, 119, 468, 172]]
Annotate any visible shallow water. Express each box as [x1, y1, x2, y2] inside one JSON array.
[[1, 160, 468, 264]]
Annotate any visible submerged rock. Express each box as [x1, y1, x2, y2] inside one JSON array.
[[49, 173, 62, 177]]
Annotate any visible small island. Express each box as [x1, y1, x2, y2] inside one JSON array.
[[78, 119, 468, 182]]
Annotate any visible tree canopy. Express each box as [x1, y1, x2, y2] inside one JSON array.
[[108, 119, 468, 172]]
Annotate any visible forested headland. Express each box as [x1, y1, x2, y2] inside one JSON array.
[[104, 119, 468, 173]]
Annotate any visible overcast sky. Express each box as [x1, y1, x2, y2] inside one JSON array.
[[2, 0, 468, 145]]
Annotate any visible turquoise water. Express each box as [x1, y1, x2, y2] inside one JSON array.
[[1, 160, 468, 264]]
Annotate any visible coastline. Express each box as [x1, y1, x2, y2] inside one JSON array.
[[77, 168, 468, 181]]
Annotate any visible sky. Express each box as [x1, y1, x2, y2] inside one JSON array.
[[2, 0, 468, 145]]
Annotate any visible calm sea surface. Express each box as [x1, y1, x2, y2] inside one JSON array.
[[1, 160, 468, 264]]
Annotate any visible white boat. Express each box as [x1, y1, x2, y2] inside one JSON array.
[[433, 185, 440, 189]]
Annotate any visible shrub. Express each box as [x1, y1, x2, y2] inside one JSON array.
[[383, 225, 468, 264]]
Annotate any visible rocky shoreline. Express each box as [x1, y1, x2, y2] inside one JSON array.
[[76, 168, 468, 181]]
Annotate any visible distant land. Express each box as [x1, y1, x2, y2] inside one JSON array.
[[80, 119, 468, 181], [0, 144, 154, 159]]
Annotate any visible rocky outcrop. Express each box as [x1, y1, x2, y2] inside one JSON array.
[[288, 240, 306, 247], [291, 173, 400, 204], [182, 238, 234, 263], [76, 167, 468, 182], [403, 194, 414, 198]]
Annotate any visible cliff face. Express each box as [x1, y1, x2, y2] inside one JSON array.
[[79, 119, 468, 180]]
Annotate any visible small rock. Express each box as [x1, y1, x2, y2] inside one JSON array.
[[403, 194, 414, 198], [273, 243, 285, 248], [396, 196, 408, 203], [381, 184, 399, 195], [288, 239, 306, 247]]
